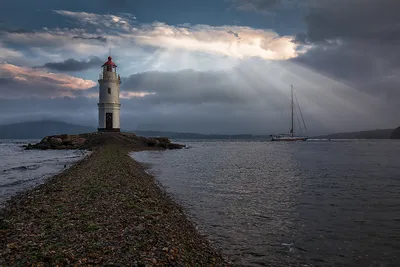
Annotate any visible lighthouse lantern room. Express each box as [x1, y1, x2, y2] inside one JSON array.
[[98, 56, 121, 132]]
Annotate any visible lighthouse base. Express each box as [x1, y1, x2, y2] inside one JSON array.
[[98, 128, 120, 132]]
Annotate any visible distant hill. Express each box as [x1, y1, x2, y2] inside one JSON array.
[[314, 129, 394, 139], [391, 127, 400, 139], [0, 120, 96, 139]]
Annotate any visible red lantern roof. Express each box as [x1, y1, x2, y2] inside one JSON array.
[[102, 56, 117, 67]]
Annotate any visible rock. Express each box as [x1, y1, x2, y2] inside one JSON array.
[[49, 137, 63, 146], [24, 143, 34, 150], [71, 137, 86, 146], [391, 126, 400, 139], [168, 143, 186, 149], [35, 143, 51, 150], [24, 132, 184, 151], [40, 136, 49, 143], [144, 137, 185, 149], [158, 142, 168, 149], [156, 137, 171, 144], [145, 139, 158, 147], [59, 134, 71, 141]]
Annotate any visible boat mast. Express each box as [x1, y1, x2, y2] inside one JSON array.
[[291, 84, 294, 137]]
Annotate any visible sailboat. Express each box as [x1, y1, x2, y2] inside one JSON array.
[[271, 85, 308, 141]]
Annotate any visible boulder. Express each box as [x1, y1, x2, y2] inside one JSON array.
[[59, 134, 71, 140], [40, 136, 49, 143], [70, 137, 86, 146], [24, 143, 34, 150], [145, 138, 158, 147], [168, 143, 186, 149], [35, 143, 51, 150], [23, 132, 185, 150], [144, 137, 184, 149], [49, 137, 63, 146], [156, 137, 171, 144]]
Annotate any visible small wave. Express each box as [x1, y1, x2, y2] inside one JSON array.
[[2, 164, 41, 172], [0, 177, 38, 188]]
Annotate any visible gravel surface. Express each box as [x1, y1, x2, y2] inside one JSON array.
[[1, 135, 228, 266]]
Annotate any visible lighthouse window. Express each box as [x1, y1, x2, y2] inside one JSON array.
[[108, 87, 111, 94]]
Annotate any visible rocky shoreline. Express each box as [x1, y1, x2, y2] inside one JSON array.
[[24, 132, 186, 150], [1, 133, 228, 266]]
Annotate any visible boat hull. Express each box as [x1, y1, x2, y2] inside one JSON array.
[[271, 137, 308, 142]]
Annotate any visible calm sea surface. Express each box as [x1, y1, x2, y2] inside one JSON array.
[[132, 140, 400, 266], [0, 140, 89, 208]]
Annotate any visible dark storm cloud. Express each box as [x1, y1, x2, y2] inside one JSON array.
[[0, 79, 87, 98], [294, 43, 388, 82], [0, 77, 19, 87], [299, 0, 400, 44], [292, 42, 400, 109], [0, 76, 96, 98], [1, 28, 33, 34], [72, 36, 107, 43], [227, 30, 240, 39], [289, 0, 400, 112], [117, 64, 399, 134], [38, 57, 103, 72]]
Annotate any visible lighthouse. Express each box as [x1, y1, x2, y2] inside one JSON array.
[[98, 56, 121, 132]]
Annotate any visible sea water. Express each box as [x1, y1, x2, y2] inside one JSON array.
[[132, 140, 400, 266], [0, 140, 89, 208]]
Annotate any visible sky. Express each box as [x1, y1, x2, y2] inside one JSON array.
[[0, 0, 399, 135]]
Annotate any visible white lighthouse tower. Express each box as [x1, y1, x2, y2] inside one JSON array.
[[98, 56, 121, 132]]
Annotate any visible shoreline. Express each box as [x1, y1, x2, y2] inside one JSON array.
[[1, 139, 228, 265]]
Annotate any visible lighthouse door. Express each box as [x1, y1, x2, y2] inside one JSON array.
[[106, 113, 113, 129]]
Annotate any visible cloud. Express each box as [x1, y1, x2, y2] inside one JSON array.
[[53, 10, 304, 60], [131, 23, 302, 60], [37, 56, 104, 72], [0, 59, 398, 134], [121, 69, 256, 105], [299, 0, 400, 44], [72, 36, 107, 43], [0, 44, 23, 63], [0, 63, 96, 98], [227, 30, 240, 39], [1, 29, 107, 58], [2, 29, 33, 34], [290, 0, 400, 108], [1, 7, 399, 134], [0, 11, 306, 75], [54, 10, 136, 32]]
